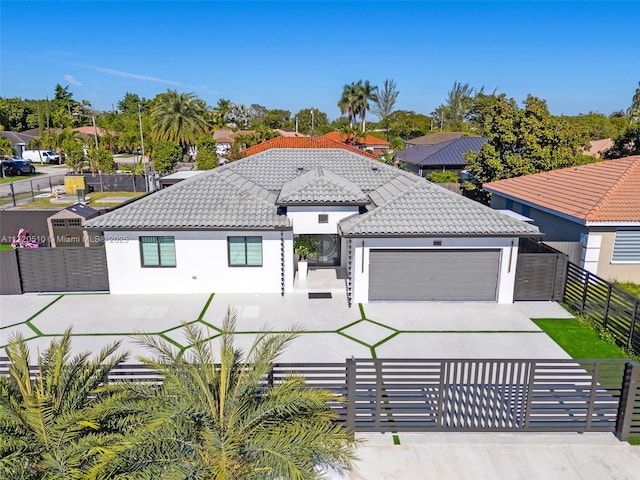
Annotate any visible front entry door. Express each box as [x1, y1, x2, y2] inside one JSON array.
[[309, 234, 340, 267]]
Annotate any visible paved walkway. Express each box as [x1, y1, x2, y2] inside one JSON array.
[[1, 293, 573, 362], [2, 293, 640, 478]]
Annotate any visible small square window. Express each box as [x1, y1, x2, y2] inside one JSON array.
[[318, 214, 328, 224]]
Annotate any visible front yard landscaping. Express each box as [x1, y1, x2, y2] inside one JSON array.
[[533, 318, 629, 359]]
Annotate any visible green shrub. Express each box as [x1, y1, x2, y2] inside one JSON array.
[[426, 171, 459, 183]]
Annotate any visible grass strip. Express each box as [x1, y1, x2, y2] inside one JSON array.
[[197, 293, 215, 321], [532, 318, 628, 359]]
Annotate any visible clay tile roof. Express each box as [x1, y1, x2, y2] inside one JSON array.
[[483, 156, 640, 223], [321, 131, 390, 147], [240, 136, 379, 159]]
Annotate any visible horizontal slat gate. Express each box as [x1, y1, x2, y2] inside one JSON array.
[[17, 247, 109, 292]]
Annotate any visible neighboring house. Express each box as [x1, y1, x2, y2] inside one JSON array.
[[85, 147, 540, 304], [484, 156, 640, 283], [0, 130, 39, 155], [583, 138, 614, 158], [240, 136, 379, 158], [320, 132, 390, 157], [398, 137, 487, 177], [405, 132, 480, 147], [159, 171, 207, 188], [47, 203, 100, 247]]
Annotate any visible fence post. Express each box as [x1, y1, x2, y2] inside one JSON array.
[[616, 362, 640, 441], [580, 270, 590, 314], [346, 358, 356, 433], [48, 177, 52, 193], [9, 182, 16, 207], [603, 284, 612, 329], [630, 300, 639, 351], [30, 179, 34, 202]]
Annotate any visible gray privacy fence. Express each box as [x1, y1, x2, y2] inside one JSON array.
[[514, 239, 567, 301], [564, 262, 640, 355], [2, 358, 639, 440], [0, 247, 109, 294]]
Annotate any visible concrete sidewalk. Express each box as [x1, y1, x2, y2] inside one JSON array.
[[344, 433, 640, 480]]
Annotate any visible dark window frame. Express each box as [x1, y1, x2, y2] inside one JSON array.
[[139, 236, 177, 268], [228, 236, 263, 267]]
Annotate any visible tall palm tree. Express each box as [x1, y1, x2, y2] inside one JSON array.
[[0, 329, 128, 479], [90, 309, 357, 480], [150, 90, 209, 154], [352, 80, 378, 133], [338, 82, 359, 128]]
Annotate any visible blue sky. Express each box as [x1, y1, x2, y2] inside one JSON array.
[[1, 1, 639, 119]]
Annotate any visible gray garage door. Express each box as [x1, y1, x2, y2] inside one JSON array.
[[369, 249, 501, 301]]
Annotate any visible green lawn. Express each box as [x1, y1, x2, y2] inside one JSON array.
[[533, 318, 629, 358], [0, 172, 43, 184]]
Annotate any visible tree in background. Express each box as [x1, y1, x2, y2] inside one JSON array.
[[627, 81, 640, 123], [150, 90, 209, 157], [338, 80, 378, 131], [602, 124, 640, 159], [294, 107, 329, 135], [386, 110, 431, 141], [433, 81, 478, 131], [260, 108, 291, 129], [89, 147, 117, 174], [372, 79, 399, 140], [0, 136, 13, 157], [91, 310, 357, 479], [223, 103, 252, 129], [464, 94, 590, 203], [195, 136, 219, 170], [152, 141, 182, 173]]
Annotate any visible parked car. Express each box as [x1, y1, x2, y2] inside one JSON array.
[[11, 158, 36, 175], [1, 156, 36, 176], [21, 149, 61, 165]]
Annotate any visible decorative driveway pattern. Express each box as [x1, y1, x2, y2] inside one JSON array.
[[1, 293, 574, 362]]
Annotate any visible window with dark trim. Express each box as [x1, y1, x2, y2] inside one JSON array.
[[521, 205, 531, 217], [318, 214, 328, 224], [228, 236, 262, 267], [140, 236, 176, 267]]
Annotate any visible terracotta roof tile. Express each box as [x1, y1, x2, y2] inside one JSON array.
[[483, 156, 640, 222], [321, 131, 390, 147], [240, 136, 379, 159]]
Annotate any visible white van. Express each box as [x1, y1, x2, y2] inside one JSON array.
[[22, 149, 61, 165]]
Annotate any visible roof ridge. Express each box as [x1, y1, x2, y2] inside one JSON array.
[[585, 157, 640, 220]]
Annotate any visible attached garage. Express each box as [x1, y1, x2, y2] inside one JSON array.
[[368, 249, 501, 301]]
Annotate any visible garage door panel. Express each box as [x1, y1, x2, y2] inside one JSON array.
[[369, 249, 500, 301]]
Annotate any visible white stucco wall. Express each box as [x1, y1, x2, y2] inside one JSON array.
[[104, 230, 293, 294], [287, 206, 358, 234], [349, 237, 520, 304]]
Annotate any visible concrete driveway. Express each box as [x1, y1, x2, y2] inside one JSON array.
[[1, 292, 573, 362]]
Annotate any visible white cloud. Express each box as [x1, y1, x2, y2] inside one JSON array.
[[81, 64, 196, 89], [64, 75, 83, 86]]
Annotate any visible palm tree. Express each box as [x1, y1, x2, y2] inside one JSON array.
[[91, 309, 357, 480], [150, 90, 209, 155], [338, 82, 359, 128], [338, 80, 378, 132], [0, 329, 128, 479]]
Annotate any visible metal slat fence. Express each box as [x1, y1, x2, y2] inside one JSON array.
[[564, 262, 640, 354], [2, 357, 638, 440]]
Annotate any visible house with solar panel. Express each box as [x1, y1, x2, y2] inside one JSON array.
[[85, 137, 540, 305]]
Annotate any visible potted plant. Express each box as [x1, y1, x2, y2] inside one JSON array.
[[294, 235, 318, 280]]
